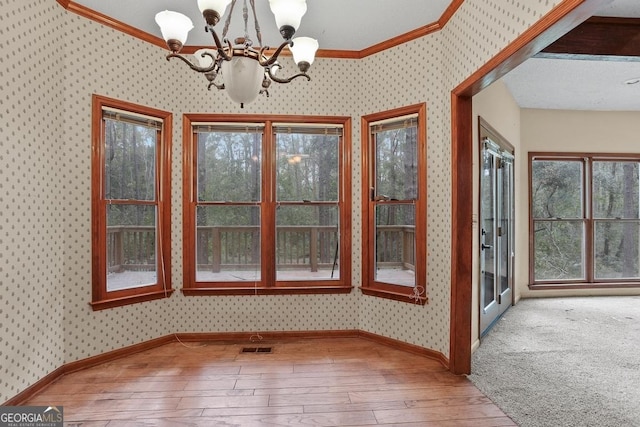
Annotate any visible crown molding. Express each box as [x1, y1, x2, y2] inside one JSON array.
[[56, 0, 465, 60], [56, 0, 167, 50]]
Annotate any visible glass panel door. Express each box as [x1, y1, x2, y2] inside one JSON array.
[[480, 150, 497, 316], [480, 139, 514, 336]]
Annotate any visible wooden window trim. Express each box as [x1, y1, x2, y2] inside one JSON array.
[[90, 95, 173, 310], [361, 104, 428, 305], [529, 152, 640, 289], [182, 114, 352, 295]]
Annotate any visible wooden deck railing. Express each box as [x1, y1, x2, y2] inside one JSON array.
[[107, 226, 156, 272], [107, 225, 416, 273], [376, 225, 416, 270], [196, 225, 340, 272]]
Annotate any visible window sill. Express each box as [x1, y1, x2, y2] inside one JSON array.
[[182, 285, 353, 296], [360, 287, 428, 305], [90, 289, 175, 311], [529, 282, 640, 291]]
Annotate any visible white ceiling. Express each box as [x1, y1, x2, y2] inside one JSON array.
[[72, 0, 453, 52], [502, 0, 640, 111], [71, 0, 640, 111], [501, 58, 640, 111]]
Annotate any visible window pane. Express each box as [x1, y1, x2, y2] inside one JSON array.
[[593, 161, 640, 219], [106, 204, 157, 291], [533, 220, 584, 281], [500, 160, 514, 295], [196, 205, 260, 282], [531, 160, 583, 218], [104, 119, 157, 201], [276, 132, 339, 202], [375, 204, 415, 287], [197, 131, 262, 202], [375, 126, 417, 200], [595, 220, 640, 279], [276, 205, 339, 281], [481, 151, 496, 308]]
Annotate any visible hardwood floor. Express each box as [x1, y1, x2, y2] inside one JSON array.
[[24, 337, 515, 426]]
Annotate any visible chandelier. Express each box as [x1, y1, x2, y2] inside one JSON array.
[[155, 0, 319, 108]]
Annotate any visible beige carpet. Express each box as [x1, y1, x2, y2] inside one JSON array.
[[469, 296, 640, 427]]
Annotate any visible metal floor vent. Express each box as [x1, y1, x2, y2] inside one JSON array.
[[241, 347, 272, 353]]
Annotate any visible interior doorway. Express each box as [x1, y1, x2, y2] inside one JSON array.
[[479, 119, 515, 336]]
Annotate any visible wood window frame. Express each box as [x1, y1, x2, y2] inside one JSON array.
[[90, 95, 173, 310], [182, 114, 352, 296], [529, 152, 640, 290], [361, 103, 428, 304]]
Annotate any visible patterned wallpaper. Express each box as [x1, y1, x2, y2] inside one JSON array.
[[358, 35, 451, 352], [358, 0, 564, 356], [1, 0, 565, 402], [0, 0, 66, 402]]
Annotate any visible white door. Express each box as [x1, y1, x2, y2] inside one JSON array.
[[480, 137, 514, 335]]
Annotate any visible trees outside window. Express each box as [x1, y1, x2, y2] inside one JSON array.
[[91, 95, 172, 310], [530, 153, 640, 287], [361, 104, 427, 304], [182, 115, 352, 295]]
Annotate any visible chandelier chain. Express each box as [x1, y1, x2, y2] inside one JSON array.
[[250, 0, 263, 47], [221, 0, 236, 40], [242, 0, 249, 41]]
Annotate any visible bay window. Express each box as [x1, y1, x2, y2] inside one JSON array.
[[183, 114, 352, 294]]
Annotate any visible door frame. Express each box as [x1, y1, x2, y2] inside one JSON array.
[[449, 0, 609, 375]]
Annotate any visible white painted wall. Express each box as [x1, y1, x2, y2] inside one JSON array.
[[518, 109, 640, 299], [469, 94, 640, 351]]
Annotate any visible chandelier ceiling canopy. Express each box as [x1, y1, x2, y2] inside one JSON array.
[[155, 0, 319, 108]]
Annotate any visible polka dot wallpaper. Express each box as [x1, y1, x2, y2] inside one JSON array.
[[358, 0, 563, 356], [1, 0, 564, 402], [0, 0, 66, 402]]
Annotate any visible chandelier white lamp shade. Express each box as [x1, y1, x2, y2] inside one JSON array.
[[197, 0, 232, 16], [154, 0, 318, 108], [220, 56, 265, 106], [268, 0, 307, 39], [196, 0, 232, 27], [154, 10, 194, 53], [289, 37, 319, 73]]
